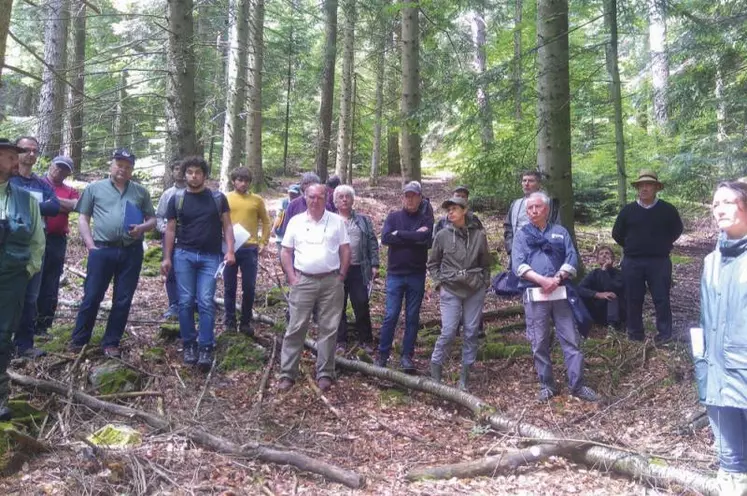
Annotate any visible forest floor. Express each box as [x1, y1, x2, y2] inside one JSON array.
[[0, 174, 719, 495]]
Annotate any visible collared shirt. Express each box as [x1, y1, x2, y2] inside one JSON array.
[[9, 173, 60, 218], [226, 191, 271, 247], [636, 198, 659, 209], [76, 178, 155, 245], [156, 184, 185, 233], [345, 217, 362, 265], [41, 175, 79, 236], [0, 181, 46, 275], [282, 210, 349, 274]]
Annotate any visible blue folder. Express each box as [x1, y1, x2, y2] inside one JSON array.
[[123, 201, 144, 231]]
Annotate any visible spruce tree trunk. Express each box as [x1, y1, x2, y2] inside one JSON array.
[[67, 1, 85, 173], [715, 63, 727, 143], [0, 0, 12, 91], [282, 18, 294, 176], [246, 0, 265, 191], [370, 6, 386, 186], [314, 0, 338, 183], [113, 70, 128, 149], [537, 0, 576, 241], [399, 3, 421, 183], [604, 0, 626, 208], [334, 0, 355, 182], [165, 0, 197, 187], [648, 0, 669, 130], [513, 0, 522, 120], [386, 23, 401, 177], [220, 0, 249, 191], [471, 7, 493, 150], [37, 0, 69, 158]]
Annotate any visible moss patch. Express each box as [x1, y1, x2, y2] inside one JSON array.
[[216, 333, 266, 372], [476, 342, 531, 361], [141, 245, 163, 277], [379, 388, 410, 407], [40, 324, 107, 353], [670, 254, 692, 265], [143, 347, 166, 363], [89, 363, 141, 395], [158, 323, 181, 340]]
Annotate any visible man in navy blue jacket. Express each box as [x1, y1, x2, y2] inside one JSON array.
[[10, 136, 59, 358], [376, 181, 433, 371]]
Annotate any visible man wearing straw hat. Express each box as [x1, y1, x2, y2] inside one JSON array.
[[612, 170, 683, 345]]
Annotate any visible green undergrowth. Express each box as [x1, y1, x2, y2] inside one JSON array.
[[476, 341, 531, 361], [670, 254, 692, 265], [40, 324, 106, 353], [216, 333, 266, 372], [141, 245, 162, 277], [142, 346, 166, 363]]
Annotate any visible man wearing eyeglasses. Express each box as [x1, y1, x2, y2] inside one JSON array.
[[278, 183, 350, 393]]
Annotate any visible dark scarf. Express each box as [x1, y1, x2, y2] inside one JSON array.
[[521, 223, 566, 271], [719, 232, 747, 261]]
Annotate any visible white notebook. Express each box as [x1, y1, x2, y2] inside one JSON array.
[[527, 286, 567, 302]]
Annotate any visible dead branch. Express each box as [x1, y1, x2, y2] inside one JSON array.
[[301, 339, 717, 494], [304, 369, 342, 420], [193, 358, 217, 419], [407, 443, 563, 481], [64, 265, 88, 279], [9, 371, 365, 488], [255, 337, 279, 405], [2, 427, 53, 453], [96, 391, 164, 400]]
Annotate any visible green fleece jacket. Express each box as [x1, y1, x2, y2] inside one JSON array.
[[427, 215, 491, 298]]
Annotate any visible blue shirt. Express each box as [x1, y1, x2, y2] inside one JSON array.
[[511, 222, 578, 289], [10, 173, 60, 218]]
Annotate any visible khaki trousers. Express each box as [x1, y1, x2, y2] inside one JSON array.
[[280, 273, 344, 380]]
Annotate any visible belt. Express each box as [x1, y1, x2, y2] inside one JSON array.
[[298, 270, 339, 279], [95, 240, 129, 248]]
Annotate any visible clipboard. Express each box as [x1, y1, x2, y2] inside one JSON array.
[[123, 201, 144, 230]]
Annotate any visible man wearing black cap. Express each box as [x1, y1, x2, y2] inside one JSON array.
[[9, 136, 60, 358], [0, 138, 45, 419], [36, 156, 80, 337], [433, 185, 483, 237], [68, 149, 156, 358]]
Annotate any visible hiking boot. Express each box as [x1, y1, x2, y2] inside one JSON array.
[[654, 334, 673, 346], [277, 378, 295, 391], [400, 355, 416, 373], [67, 343, 84, 354], [239, 322, 254, 337], [458, 364, 471, 392], [430, 362, 443, 382], [183, 342, 198, 365], [224, 321, 238, 333], [628, 333, 645, 342], [572, 385, 600, 402], [17, 347, 47, 359], [358, 342, 374, 355], [197, 346, 214, 371], [103, 347, 121, 359], [0, 404, 10, 421], [162, 306, 178, 321], [374, 354, 388, 368], [35, 329, 52, 341], [317, 377, 333, 392], [335, 343, 346, 355], [538, 383, 558, 402]]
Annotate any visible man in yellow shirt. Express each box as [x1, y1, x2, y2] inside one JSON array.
[[224, 167, 271, 335], [0, 138, 45, 419]]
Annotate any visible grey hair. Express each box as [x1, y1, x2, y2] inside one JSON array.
[[305, 182, 326, 196], [528, 191, 551, 206], [300, 172, 321, 191], [333, 184, 355, 203]]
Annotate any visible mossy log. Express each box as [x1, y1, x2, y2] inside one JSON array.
[[418, 305, 525, 330], [9, 371, 364, 489]]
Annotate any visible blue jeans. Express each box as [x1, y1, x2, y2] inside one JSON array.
[[15, 262, 43, 352], [37, 235, 68, 334], [174, 248, 221, 347], [708, 405, 747, 473], [223, 245, 258, 325], [378, 272, 426, 359], [71, 243, 144, 348], [163, 239, 178, 310]]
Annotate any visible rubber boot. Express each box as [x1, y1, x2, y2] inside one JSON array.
[[717, 469, 747, 496], [430, 362, 443, 382], [458, 363, 471, 392]]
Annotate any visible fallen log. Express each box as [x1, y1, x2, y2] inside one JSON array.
[[9, 371, 364, 489], [418, 304, 524, 330], [406, 443, 563, 481], [302, 339, 717, 494]]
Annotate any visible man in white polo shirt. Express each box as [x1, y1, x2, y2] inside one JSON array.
[[278, 183, 350, 392]]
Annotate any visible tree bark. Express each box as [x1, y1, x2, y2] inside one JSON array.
[[370, 6, 385, 186], [112, 70, 128, 149], [648, 0, 669, 131], [220, 0, 249, 191], [309, 343, 718, 494], [513, 0, 522, 121], [281, 8, 294, 176], [471, 6, 493, 150], [715, 62, 727, 143], [536, 0, 576, 243], [246, 0, 265, 191], [334, 0, 355, 182], [37, 0, 69, 158], [66, 1, 85, 173], [9, 371, 365, 489], [314, 0, 339, 183], [386, 23, 401, 177], [399, 3, 421, 183], [604, 0, 626, 208], [0, 0, 12, 90], [165, 0, 197, 186]]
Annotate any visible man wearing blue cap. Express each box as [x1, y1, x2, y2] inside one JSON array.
[[69, 149, 156, 358], [0, 138, 45, 419], [36, 156, 79, 337], [10, 136, 59, 358]]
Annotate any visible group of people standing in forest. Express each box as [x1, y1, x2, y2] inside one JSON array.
[[2, 137, 747, 494]]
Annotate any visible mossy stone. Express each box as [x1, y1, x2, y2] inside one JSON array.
[[158, 323, 181, 340], [89, 363, 141, 395], [216, 333, 266, 372]]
